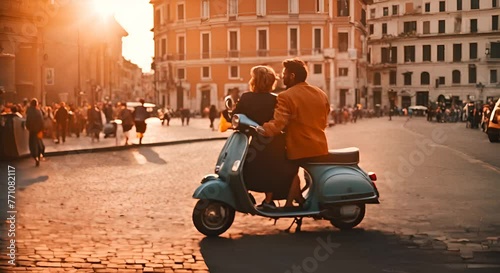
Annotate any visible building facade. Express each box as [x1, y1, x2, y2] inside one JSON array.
[[367, 0, 500, 110], [151, 0, 370, 113], [0, 0, 129, 106]]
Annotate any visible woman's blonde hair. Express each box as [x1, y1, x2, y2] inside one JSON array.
[[249, 65, 277, 93]]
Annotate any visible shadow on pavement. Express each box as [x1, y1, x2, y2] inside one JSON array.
[[200, 229, 492, 273], [138, 147, 167, 164], [19, 175, 49, 190]]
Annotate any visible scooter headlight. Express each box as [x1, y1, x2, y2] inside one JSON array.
[[231, 115, 240, 129]]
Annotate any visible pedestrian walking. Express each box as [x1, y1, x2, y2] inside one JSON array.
[[208, 105, 217, 131], [25, 98, 45, 167], [180, 108, 191, 126], [54, 102, 68, 143], [119, 102, 134, 145], [87, 103, 103, 142], [133, 99, 149, 145]]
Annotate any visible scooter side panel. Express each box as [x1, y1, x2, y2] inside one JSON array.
[[192, 180, 237, 209], [306, 165, 377, 204]]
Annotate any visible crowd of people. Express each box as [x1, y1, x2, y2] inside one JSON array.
[[0, 99, 151, 166]]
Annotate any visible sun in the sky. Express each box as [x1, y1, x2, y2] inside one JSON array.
[[93, 0, 117, 18]]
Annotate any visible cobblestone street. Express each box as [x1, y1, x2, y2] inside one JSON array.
[[1, 117, 500, 272]]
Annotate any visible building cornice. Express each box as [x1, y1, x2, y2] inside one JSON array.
[[368, 31, 500, 45]]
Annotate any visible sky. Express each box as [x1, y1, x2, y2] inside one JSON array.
[[94, 0, 154, 73]]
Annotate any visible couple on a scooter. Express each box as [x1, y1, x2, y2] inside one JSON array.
[[233, 58, 330, 210]]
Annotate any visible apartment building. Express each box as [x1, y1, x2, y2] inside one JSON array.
[[151, 0, 370, 112], [367, 0, 500, 110]]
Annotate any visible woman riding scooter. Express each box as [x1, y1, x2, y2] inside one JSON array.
[[233, 65, 300, 210]]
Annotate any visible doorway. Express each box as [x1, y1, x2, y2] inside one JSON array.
[[176, 86, 184, 110], [402, 96, 411, 109], [416, 91, 429, 106], [200, 90, 210, 115], [339, 89, 348, 108]]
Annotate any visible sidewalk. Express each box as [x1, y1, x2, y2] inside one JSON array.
[[42, 117, 231, 156]]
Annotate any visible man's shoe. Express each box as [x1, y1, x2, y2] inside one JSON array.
[[256, 200, 276, 210]]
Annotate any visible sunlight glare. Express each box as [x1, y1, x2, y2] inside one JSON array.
[[93, 0, 116, 18]]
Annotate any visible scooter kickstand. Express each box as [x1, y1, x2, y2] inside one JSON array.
[[284, 217, 303, 233]]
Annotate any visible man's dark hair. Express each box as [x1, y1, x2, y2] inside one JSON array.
[[283, 58, 308, 82], [30, 98, 38, 107]]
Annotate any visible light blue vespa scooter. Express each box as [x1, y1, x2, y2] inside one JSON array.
[[192, 114, 380, 236]]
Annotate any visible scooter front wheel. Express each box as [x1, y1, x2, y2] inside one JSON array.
[[192, 199, 235, 237], [329, 204, 365, 230]]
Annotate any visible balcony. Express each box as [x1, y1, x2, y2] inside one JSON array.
[[257, 49, 269, 57], [228, 50, 240, 58]]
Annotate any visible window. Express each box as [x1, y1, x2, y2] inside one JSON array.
[[289, 0, 299, 14], [370, 8, 375, 19], [470, 19, 478, 33], [381, 47, 397, 63], [404, 21, 417, 33], [361, 9, 366, 26], [161, 38, 167, 56], [177, 68, 185, 80], [392, 5, 398, 15], [229, 0, 238, 16], [424, 2, 430, 12], [166, 4, 171, 22], [423, 45, 431, 61], [201, 33, 210, 59], [314, 28, 322, 53], [457, 0, 462, 10], [471, 0, 479, 9], [455, 17, 462, 33], [383, 7, 388, 16], [453, 44, 462, 62], [316, 0, 324, 13], [339, 68, 348, 76], [439, 77, 445, 85], [369, 24, 374, 35], [313, 64, 322, 74], [423, 21, 430, 34], [389, 71, 397, 85], [491, 70, 498, 83], [257, 0, 266, 16], [470, 43, 478, 59], [404, 72, 412, 85], [338, 0, 349, 16], [439, 1, 445, 12], [421, 72, 430, 85], [437, 45, 445, 61], [439, 20, 446, 33], [177, 3, 184, 21], [338, 32, 348, 52], [228, 30, 238, 57], [202, 66, 210, 79], [404, 46, 415, 62], [494, 0, 498, 8], [493, 15, 499, 31], [289, 27, 298, 54], [155, 8, 161, 27], [374, 72, 381, 85], [201, 0, 209, 19], [257, 29, 268, 56], [229, 66, 239, 78], [491, 42, 500, 58], [469, 65, 477, 83], [382, 23, 387, 34], [452, 70, 461, 84], [177, 36, 185, 60]]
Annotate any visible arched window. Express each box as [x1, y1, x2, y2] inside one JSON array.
[[420, 72, 430, 85], [374, 72, 381, 85], [452, 70, 461, 84]]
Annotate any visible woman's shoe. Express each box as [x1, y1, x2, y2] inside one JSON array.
[[35, 158, 40, 167], [256, 200, 276, 210]]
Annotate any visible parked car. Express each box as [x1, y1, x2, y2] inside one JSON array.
[[486, 99, 500, 143]]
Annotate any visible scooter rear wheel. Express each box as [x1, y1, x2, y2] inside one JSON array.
[[192, 199, 235, 236], [330, 204, 365, 230]]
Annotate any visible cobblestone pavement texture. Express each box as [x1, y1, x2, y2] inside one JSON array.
[[1, 117, 499, 272]]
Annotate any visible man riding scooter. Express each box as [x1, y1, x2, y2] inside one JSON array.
[[257, 58, 330, 208]]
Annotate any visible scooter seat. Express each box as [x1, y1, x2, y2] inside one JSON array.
[[306, 147, 359, 165]]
